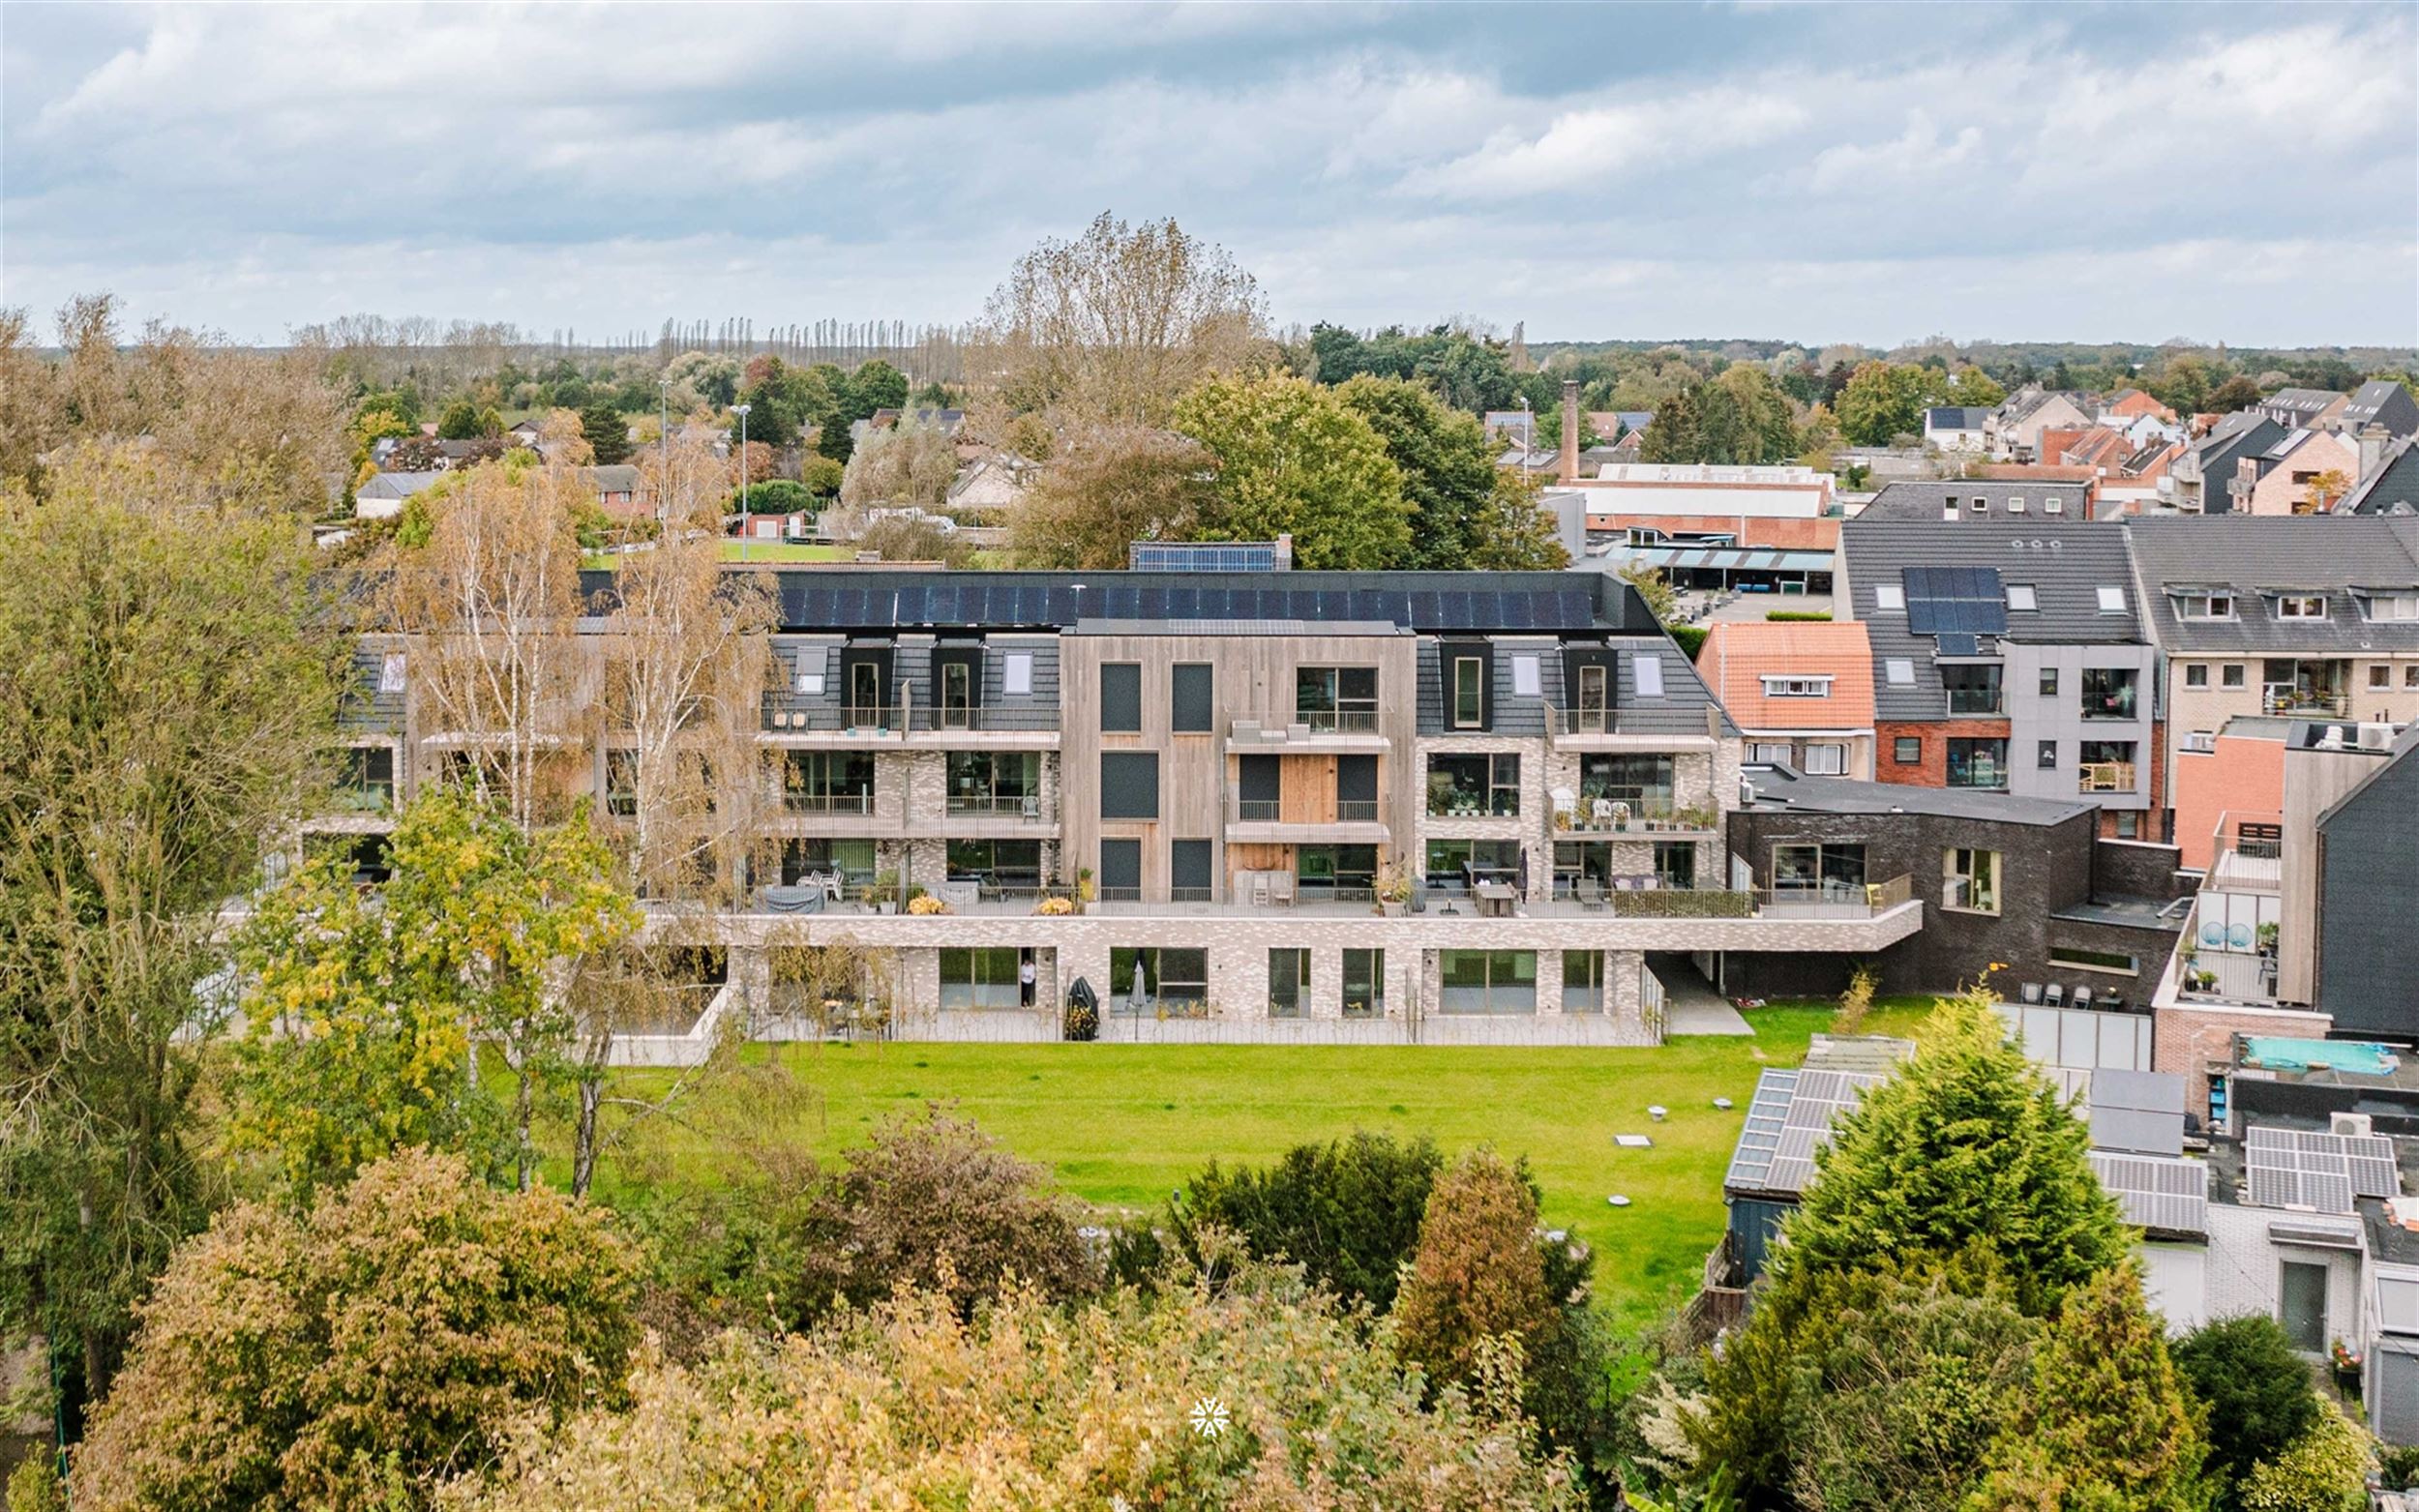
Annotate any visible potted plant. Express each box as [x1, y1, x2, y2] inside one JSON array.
[[866, 869, 902, 914], [1033, 894, 1076, 916], [907, 893, 950, 916], [1611, 801, 1631, 832], [1375, 862, 1413, 917], [2256, 921, 2280, 957], [1075, 866, 1096, 913]]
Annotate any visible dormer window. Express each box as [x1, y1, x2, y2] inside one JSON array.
[[2045, 497, 2066, 515], [2007, 496, 2026, 514], [2171, 591, 2235, 621], [1971, 497, 1989, 516], [1759, 675, 1834, 697], [2353, 590, 2419, 622], [2275, 593, 2329, 620]]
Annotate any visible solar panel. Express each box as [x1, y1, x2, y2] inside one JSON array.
[[2244, 1125, 2381, 1213], [1903, 565, 2010, 636], [2090, 1151, 2208, 1235], [1935, 633, 1981, 658]]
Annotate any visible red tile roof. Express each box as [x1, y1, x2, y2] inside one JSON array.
[[1698, 621, 1876, 731]]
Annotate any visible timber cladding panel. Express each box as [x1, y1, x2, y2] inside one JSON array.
[[1060, 631, 1419, 901]]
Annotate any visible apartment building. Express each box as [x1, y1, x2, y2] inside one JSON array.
[[2127, 517, 2419, 815], [1838, 516, 2164, 840], [317, 569, 1924, 1047]]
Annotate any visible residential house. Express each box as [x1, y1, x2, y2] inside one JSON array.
[[1724, 768, 2186, 1003], [2245, 428, 2360, 515], [354, 469, 443, 519], [2102, 389, 2178, 426], [582, 463, 644, 518], [1987, 387, 2094, 460], [854, 407, 968, 443], [2126, 516, 2419, 814], [2163, 411, 2286, 514], [507, 418, 544, 447], [1923, 406, 1990, 453], [2340, 432, 2419, 516], [2340, 379, 2419, 440], [947, 455, 1034, 512], [1698, 621, 1877, 779], [2167, 714, 2290, 873], [1839, 515, 2163, 839], [1482, 410, 1538, 449], [314, 568, 1927, 1048], [2255, 388, 2351, 431]]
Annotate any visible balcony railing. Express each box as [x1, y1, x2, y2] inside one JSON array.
[[1229, 798, 1383, 826], [1556, 802, 1715, 834], [781, 790, 875, 815], [1297, 707, 1379, 733], [762, 697, 1060, 734], [1228, 711, 1385, 746], [2077, 761, 2136, 793], [1944, 691, 2003, 716], [328, 785, 393, 815], [1546, 705, 1724, 739], [943, 793, 1049, 819], [2262, 689, 2348, 717]]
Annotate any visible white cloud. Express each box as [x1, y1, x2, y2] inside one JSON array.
[[1399, 83, 1810, 200]]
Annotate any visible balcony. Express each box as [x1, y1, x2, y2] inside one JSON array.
[[1944, 691, 2004, 716], [1225, 794, 1388, 844], [2077, 761, 2136, 793], [941, 792, 1058, 835], [762, 697, 1060, 746], [1226, 711, 1389, 755], [2262, 689, 2349, 717], [1545, 704, 1723, 747], [1554, 801, 1718, 837], [2208, 810, 2284, 891], [781, 791, 874, 815]]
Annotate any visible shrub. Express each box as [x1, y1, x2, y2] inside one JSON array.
[[2170, 1315, 2321, 1487], [2381, 1442, 2419, 1492], [1393, 1150, 1556, 1387], [777, 1109, 1097, 1325], [2236, 1404, 2373, 1512], [1765, 608, 1833, 621], [463, 1260, 1579, 1509], [732, 478, 813, 515], [1834, 963, 1878, 1035], [1173, 1131, 1444, 1312], [70, 1149, 640, 1511], [1668, 624, 1708, 660], [905, 893, 949, 915]]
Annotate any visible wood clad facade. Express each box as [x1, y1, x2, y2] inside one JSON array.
[[1060, 630, 1419, 901]]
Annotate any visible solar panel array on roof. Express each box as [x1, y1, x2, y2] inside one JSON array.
[[2090, 1070, 2187, 1158], [1723, 1067, 1884, 1198], [2247, 1125, 2399, 1201], [771, 581, 1598, 633], [1903, 566, 2010, 635], [2090, 1151, 2208, 1236], [1934, 632, 1982, 658], [2244, 1125, 2371, 1213], [1128, 542, 1279, 573]]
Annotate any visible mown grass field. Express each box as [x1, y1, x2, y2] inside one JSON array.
[[584, 998, 1937, 1337]]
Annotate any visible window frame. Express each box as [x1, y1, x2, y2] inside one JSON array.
[[1451, 656, 1487, 728], [1944, 846, 2002, 914], [1268, 947, 1310, 1019]]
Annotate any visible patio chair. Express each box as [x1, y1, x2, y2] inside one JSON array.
[[1576, 878, 1606, 911], [1269, 873, 1296, 908], [2019, 982, 2044, 1004], [2043, 984, 2066, 1007], [2072, 987, 2094, 1011]]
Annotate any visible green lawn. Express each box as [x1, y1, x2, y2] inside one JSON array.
[[588, 998, 1936, 1337], [721, 541, 851, 563]]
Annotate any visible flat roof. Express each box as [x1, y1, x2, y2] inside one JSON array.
[[1741, 768, 2096, 825]]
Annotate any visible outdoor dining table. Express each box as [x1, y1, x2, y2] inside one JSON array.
[[1473, 880, 1517, 918]]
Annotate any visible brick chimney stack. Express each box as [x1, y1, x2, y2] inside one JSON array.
[[1559, 380, 1581, 484], [2358, 424, 2389, 482]]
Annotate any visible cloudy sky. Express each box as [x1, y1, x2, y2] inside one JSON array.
[[6, 3, 2414, 349]]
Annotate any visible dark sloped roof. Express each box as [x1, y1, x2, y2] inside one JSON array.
[[2124, 516, 2419, 654], [1858, 480, 2096, 523], [1741, 766, 2094, 824], [2342, 379, 2419, 438], [2338, 435, 2419, 516]]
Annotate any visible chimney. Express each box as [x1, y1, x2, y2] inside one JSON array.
[[1272, 533, 1295, 572], [2358, 424, 2389, 481], [1559, 380, 1581, 484]]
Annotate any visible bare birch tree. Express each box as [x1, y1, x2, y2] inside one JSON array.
[[387, 460, 589, 830], [976, 213, 1269, 430]]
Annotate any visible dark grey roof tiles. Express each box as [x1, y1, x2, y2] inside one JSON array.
[[1742, 766, 2094, 824], [1857, 480, 2095, 523], [2124, 516, 2419, 655]]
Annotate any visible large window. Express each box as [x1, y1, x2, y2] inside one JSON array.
[[1424, 839, 1521, 890], [1099, 752, 1160, 820], [782, 750, 874, 814], [1945, 847, 2001, 914], [1296, 845, 1377, 898], [1941, 664, 2002, 715], [1101, 662, 1143, 733], [945, 839, 1042, 890], [1171, 663, 1213, 732], [1269, 948, 1309, 1018], [1654, 841, 1697, 889], [1439, 950, 1537, 1015], [1563, 950, 1605, 1013], [1296, 667, 1378, 732], [2077, 741, 2136, 792], [1773, 843, 1866, 892], [1109, 946, 1208, 1013], [1946, 737, 2008, 789], [603, 751, 639, 818], [1803, 743, 1846, 776], [1097, 838, 1141, 900], [1342, 949, 1384, 1020], [1170, 838, 1213, 901], [776, 838, 877, 891], [2079, 667, 2139, 721], [1427, 753, 1520, 816], [1579, 753, 1674, 815], [940, 947, 1023, 1010], [946, 751, 1040, 815], [337, 746, 394, 813], [1451, 656, 1486, 728]]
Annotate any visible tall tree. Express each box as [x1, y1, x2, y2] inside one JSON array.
[[980, 213, 1267, 428], [1391, 1150, 1557, 1388], [385, 462, 589, 830], [1468, 469, 1570, 570], [843, 359, 911, 420], [838, 415, 957, 508], [1173, 373, 1410, 569], [2169, 1315, 2321, 1490], [1006, 427, 1219, 569], [436, 398, 483, 438], [1170, 1131, 1444, 1312], [578, 401, 634, 464], [1775, 989, 2130, 1316], [1334, 375, 1498, 568], [1640, 367, 1802, 465], [70, 1150, 640, 1512], [1835, 361, 1950, 447], [1967, 1265, 2210, 1512], [0, 444, 341, 1413]]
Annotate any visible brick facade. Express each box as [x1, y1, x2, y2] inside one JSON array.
[[1875, 717, 2014, 788]]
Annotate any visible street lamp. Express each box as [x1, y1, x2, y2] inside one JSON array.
[[657, 376, 672, 527], [1517, 395, 1532, 488], [732, 402, 752, 564]]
